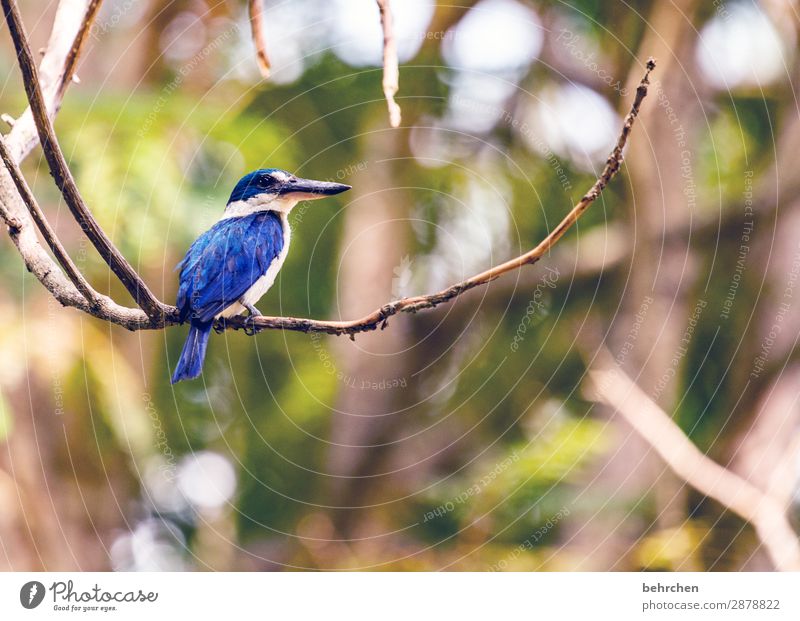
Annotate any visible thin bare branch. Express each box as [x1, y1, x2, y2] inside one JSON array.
[[0, 135, 98, 305], [2, 0, 167, 321], [248, 0, 271, 79], [377, 0, 401, 127], [585, 348, 800, 572]]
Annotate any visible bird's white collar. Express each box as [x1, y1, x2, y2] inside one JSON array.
[[220, 194, 301, 220]]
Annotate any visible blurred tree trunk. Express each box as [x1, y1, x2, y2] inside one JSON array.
[[320, 0, 481, 545], [323, 122, 414, 538]]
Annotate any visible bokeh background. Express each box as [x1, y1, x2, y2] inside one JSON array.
[[0, 0, 799, 571]]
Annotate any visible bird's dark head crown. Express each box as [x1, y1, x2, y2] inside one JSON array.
[[227, 169, 290, 204]]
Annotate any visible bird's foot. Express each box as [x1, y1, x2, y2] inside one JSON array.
[[242, 303, 262, 336]]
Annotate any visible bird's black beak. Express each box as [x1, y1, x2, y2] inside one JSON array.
[[279, 176, 351, 199]]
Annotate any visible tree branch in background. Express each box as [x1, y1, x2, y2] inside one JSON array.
[[377, 0, 401, 127], [585, 348, 800, 572], [2, 0, 167, 321], [248, 0, 271, 79]]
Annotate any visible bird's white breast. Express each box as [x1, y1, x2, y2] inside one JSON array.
[[217, 213, 291, 318]]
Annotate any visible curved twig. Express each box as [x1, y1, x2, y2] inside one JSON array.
[[2, 0, 167, 321], [248, 0, 271, 79], [377, 0, 401, 127]]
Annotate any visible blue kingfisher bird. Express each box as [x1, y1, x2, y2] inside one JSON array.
[[171, 168, 351, 383]]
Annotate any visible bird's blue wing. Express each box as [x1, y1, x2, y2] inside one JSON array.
[[176, 211, 285, 324]]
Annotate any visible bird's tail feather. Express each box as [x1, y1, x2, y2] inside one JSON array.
[[171, 322, 212, 384]]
